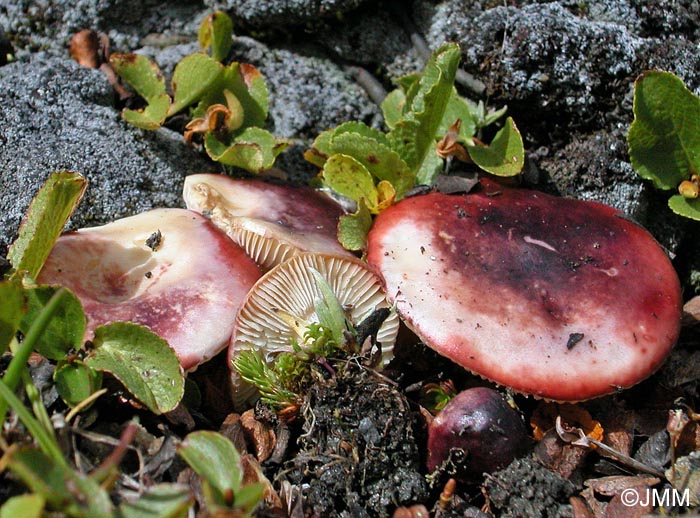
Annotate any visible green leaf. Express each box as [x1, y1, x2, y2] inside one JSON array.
[[668, 194, 700, 220], [198, 11, 233, 62], [54, 359, 103, 408], [178, 431, 243, 507], [85, 322, 185, 414], [305, 122, 391, 169], [225, 62, 269, 126], [8, 171, 87, 279], [20, 286, 85, 360], [322, 154, 379, 210], [329, 132, 415, 198], [118, 484, 193, 518], [338, 199, 372, 252], [440, 91, 477, 142], [122, 93, 171, 130], [0, 277, 26, 353], [169, 53, 223, 116], [205, 128, 289, 172], [110, 53, 166, 101], [628, 70, 700, 190], [0, 494, 45, 518], [381, 88, 406, 130], [2, 446, 113, 517], [309, 268, 348, 346], [467, 117, 524, 177], [388, 43, 461, 179]]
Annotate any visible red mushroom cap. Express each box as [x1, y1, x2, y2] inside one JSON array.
[[38, 208, 262, 370], [367, 182, 682, 401]]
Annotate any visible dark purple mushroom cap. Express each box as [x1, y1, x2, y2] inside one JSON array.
[[38, 208, 262, 370], [183, 174, 353, 270], [367, 182, 682, 401]]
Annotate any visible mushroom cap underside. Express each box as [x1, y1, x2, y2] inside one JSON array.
[[229, 252, 400, 407]]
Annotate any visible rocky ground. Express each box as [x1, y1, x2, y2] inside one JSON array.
[[1, 1, 700, 517]]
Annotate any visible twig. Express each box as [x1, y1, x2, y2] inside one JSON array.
[[389, 1, 486, 97], [344, 65, 388, 105]]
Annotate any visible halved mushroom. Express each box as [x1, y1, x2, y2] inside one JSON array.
[[38, 208, 262, 370], [183, 174, 354, 270], [229, 253, 400, 408], [367, 181, 682, 401]]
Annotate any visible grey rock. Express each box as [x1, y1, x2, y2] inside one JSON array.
[[419, 2, 644, 133], [0, 55, 213, 256], [0, 0, 204, 58], [313, 2, 422, 78], [204, 0, 371, 28]]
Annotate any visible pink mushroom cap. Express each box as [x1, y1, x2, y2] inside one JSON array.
[[38, 208, 262, 370], [367, 182, 682, 401], [183, 174, 353, 270]]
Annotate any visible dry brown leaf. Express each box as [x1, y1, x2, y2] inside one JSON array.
[[580, 486, 607, 518], [436, 119, 470, 162], [604, 491, 653, 518], [241, 453, 283, 511], [240, 409, 276, 462], [585, 476, 660, 496], [535, 428, 589, 479], [218, 413, 248, 454], [532, 402, 604, 442], [570, 496, 595, 518], [69, 29, 101, 68], [682, 294, 700, 326]]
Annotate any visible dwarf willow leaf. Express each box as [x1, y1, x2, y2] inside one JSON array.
[[0, 494, 45, 518], [178, 431, 246, 509], [380, 88, 405, 129], [309, 268, 348, 346], [391, 43, 460, 174], [198, 10, 233, 62], [118, 484, 193, 518], [668, 194, 700, 221], [322, 154, 379, 211], [204, 127, 289, 173], [169, 53, 223, 115], [0, 278, 26, 353], [54, 359, 103, 408], [329, 132, 415, 198], [86, 322, 184, 414], [227, 62, 269, 125], [467, 117, 524, 177], [110, 53, 166, 101], [122, 93, 171, 130], [8, 171, 86, 279], [440, 91, 477, 143], [338, 199, 372, 252], [628, 71, 700, 190], [19, 286, 85, 360]]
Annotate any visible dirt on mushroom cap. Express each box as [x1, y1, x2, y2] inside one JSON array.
[[366, 182, 682, 401]]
